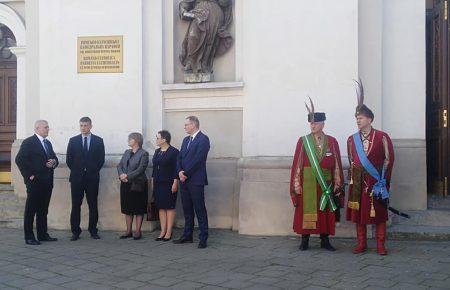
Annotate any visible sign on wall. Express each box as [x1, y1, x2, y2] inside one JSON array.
[[77, 35, 123, 73]]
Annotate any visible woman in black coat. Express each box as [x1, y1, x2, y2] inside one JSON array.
[[152, 130, 179, 241]]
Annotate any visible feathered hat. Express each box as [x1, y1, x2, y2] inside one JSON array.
[[305, 96, 326, 123], [354, 78, 374, 121]]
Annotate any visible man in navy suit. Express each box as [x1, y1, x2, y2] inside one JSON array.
[[174, 116, 210, 248], [66, 117, 105, 241], [16, 120, 59, 245]]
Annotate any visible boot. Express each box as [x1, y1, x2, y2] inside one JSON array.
[[320, 234, 336, 251], [299, 234, 309, 251], [352, 223, 367, 254], [376, 222, 388, 255]]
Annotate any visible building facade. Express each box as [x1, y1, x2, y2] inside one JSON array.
[[0, 0, 435, 235]]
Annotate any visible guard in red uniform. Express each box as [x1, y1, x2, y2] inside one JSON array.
[[290, 98, 344, 251], [347, 80, 395, 255]]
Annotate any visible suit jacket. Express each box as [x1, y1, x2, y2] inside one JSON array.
[[152, 146, 180, 183], [117, 148, 149, 183], [15, 135, 59, 186], [177, 131, 210, 186], [66, 134, 105, 183]]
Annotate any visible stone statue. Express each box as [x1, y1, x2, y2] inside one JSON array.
[[179, 0, 233, 83]]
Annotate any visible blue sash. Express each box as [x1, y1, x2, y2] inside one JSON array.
[[352, 133, 389, 200]]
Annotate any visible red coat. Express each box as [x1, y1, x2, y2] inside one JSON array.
[[346, 129, 395, 224], [289, 134, 344, 235]]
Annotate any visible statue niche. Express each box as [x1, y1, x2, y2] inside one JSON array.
[[179, 0, 233, 83]]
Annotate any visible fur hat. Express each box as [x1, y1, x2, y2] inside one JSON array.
[[305, 96, 326, 122]]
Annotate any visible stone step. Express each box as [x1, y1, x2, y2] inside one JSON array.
[[0, 218, 22, 229], [391, 209, 450, 227], [428, 195, 450, 210], [0, 183, 14, 192], [0, 186, 25, 223], [388, 225, 450, 241]]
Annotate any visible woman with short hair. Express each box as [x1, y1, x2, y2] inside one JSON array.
[[152, 130, 179, 241], [117, 132, 149, 240]]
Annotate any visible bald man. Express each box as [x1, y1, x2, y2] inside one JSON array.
[[16, 120, 59, 245]]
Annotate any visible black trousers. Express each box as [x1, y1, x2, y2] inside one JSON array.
[[70, 174, 100, 235], [24, 179, 53, 240]]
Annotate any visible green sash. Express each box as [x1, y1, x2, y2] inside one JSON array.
[[302, 134, 337, 213]]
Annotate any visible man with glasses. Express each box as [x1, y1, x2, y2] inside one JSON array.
[[173, 116, 210, 249]]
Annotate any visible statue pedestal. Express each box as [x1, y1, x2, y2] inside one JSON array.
[[184, 72, 213, 83]]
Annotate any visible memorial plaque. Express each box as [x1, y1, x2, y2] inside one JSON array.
[[77, 36, 123, 73]]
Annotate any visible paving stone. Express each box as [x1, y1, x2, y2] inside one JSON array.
[[4, 277, 40, 288], [0, 228, 449, 290], [114, 280, 146, 289], [170, 281, 206, 289], [150, 276, 184, 287]]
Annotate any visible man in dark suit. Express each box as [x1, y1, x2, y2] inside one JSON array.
[[66, 117, 105, 241], [16, 120, 59, 245], [174, 116, 210, 248]]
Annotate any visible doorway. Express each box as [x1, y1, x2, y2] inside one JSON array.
[[0, 23, 16, 183]]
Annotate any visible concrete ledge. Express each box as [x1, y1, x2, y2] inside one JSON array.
[[161, 82, 244, 91], [11, 139, 240, 232]]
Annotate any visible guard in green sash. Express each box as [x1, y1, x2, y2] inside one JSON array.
[[290, 98, 344, 251]]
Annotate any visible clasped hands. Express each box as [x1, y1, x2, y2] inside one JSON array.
[[179, 171, 187, 182], [46, 159, 57, 168], [119, 173, 128, 183], [29, 159, 57, 181]]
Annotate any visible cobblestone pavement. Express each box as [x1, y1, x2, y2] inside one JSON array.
[[0, 227, 449, 290]]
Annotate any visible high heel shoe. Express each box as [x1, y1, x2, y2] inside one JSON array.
[[155, 232, 166, 241], [120, 233, 132, 239], [162, 235, 172, 242], [133, 232, 142, 240]]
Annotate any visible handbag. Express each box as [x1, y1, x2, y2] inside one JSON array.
[[147, 202, 159, 221]]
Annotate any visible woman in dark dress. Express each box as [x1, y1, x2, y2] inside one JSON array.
[[117, 132, 149, 240], [152, 130, 179, 241]]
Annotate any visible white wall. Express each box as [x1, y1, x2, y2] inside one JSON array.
[[143, 0, 163, 150], [242, 0, 359, 157], [382, 0, 426, 139], [37, 0, 143, 154]]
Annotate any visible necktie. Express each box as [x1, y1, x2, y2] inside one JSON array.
[[83, 137, 88, 155], [42, 139, 49, 156], [187, 136, 193, 149]]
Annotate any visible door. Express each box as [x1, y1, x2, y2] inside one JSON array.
[[427, 0, 449, 196], [0, 62, 17, 174]]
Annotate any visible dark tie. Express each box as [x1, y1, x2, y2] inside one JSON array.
[[43, 139, 50, 156], [83, 137, 88, 155], [187, 136, 193, 149]]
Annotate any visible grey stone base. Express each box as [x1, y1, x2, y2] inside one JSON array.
[[7, 138, 429, 236], [10, 139, 238, 231], [184, 72, 212, 83]]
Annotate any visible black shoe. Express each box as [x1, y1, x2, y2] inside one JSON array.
[[198, 241, 207, 249], [320, 234, 336, 251], [173, 236, 193, 244], [120, 233, 133, 239], [38, 235, 58, 242], [133, 234, 142, 240], [299, 235, 309, 251], [162, 236, 172, 242], [70, 234, 80, 241], [25, 239, 41, 245], [90, 233, 101, 240]]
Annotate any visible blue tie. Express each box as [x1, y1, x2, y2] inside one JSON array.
[[83, 137, 88, 155], [43, 139, 50, 156], [187, 136, 193, 149]]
